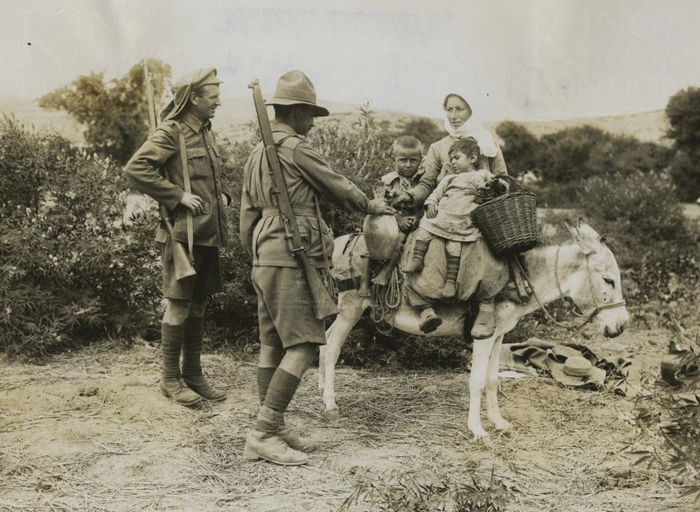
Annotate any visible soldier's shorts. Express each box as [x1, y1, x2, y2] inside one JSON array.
[[251, 266, 327, 349], [162, 242, 222, 301]]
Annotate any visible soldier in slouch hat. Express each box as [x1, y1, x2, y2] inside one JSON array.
[[240, 70, 393, 465], [125, 68, 230, 406]]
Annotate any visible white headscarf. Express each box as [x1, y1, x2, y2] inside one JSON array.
[[442, 94, 498, 158]]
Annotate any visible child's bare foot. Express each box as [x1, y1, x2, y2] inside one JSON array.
[[372, 266, 393, 286], [358, 284, 371, 298]]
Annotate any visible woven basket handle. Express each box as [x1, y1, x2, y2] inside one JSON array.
[[494, 174, 534, 196]]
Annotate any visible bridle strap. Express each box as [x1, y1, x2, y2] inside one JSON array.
[[517, 245, 625, 331]]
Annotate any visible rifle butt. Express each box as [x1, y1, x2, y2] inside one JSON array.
[[299, 254, 339, 320], [159, 205, 196, 281], [171, 240, 197, 281]]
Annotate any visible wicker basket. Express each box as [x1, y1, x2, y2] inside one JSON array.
[[472, 176, 539, 257]]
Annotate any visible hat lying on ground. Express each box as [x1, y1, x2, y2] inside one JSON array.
[[266, 70, 329, 117], [550, 356, 606, 387]]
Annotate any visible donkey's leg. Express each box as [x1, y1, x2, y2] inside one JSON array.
[[468, 336, 496, 440], [485, 335, 512, 431], [318, 322, 334, 393], [322, 291, 368, 420]]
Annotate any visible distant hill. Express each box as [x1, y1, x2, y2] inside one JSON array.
[[0, 95, 671, 147], [499, 110, 670, 146], [0, 96, 85, 145]]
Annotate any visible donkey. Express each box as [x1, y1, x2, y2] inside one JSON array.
[[318, 219, 629, 439]]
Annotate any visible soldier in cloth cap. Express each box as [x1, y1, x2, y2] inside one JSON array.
[[125, 68, 230, 406], [240, 70, 394, 465]]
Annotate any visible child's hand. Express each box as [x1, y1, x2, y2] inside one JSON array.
[[426, 204, 438, 219], [396, 216, 414, 232]]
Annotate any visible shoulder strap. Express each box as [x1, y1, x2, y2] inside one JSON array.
[[277, 133, 301, 150], [175, 122, 194, 260]]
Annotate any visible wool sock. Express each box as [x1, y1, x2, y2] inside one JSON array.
[[445, 255, 460, 284], [253, 368, 301, 433], [181, 317, 204, 377], [406, 239, 429, 271], [262, 369, 301, 413], [161, 323, 184, 380], [257, 367, 278, 405]]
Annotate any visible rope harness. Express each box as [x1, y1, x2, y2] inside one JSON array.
[[369, 267, 403, 334], [517, 245, 626, 330]]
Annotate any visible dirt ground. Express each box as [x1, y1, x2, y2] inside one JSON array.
[[0, 325, 697, 512]]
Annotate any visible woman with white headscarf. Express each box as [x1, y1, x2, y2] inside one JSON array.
[[393, 92, 509, 335], [393, 93, 507, 208]]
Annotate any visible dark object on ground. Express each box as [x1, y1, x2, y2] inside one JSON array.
[[661, 340, 699, 387]]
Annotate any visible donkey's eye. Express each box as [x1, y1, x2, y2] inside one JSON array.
[[603, 277, 615, 288]]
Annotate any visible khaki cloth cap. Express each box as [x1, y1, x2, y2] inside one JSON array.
[[267, 70, 329, 117], [161, 67, 223, 121]]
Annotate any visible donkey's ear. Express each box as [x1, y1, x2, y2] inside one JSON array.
[[577, 217, 589, 229], [565, 218, 579, 239]]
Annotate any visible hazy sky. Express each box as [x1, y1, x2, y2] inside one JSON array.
[[2, 0, 700, 121]]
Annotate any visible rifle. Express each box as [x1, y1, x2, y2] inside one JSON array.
[[143, 62, 196, 281], [248, 79, 338, 320]]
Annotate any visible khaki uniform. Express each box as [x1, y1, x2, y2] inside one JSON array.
[[240, 123, 369, 347], [125, 110, 230, 299]]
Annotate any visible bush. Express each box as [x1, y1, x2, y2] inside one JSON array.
[[666, 86, 700, 155], [0, 118, 162, 358], [496, 121, 540, 178], [308, 104, 395, 236], [669, 150, 700, 202], [39, 58, 171, 164], [581, 170, 700, 305], [394, 116, 447, 147], [535, 126, 670, 206]]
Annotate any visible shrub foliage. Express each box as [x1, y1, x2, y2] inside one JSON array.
[[0, 118, 162, 358], [39, 58, 171, 164]]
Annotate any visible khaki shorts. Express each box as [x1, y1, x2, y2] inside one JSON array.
[[162, 242, 222, 301], [251, 266, 327, 349]]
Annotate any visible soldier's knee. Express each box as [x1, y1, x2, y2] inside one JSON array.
[[188, 298, 208, 318], [163, 299, 191, 325]]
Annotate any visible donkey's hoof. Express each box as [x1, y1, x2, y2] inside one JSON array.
[[324, 408, 340, 422], [493, 419, 513, 432], [470, 426, 490, 442]]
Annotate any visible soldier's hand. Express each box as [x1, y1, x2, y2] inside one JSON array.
[[180, 192, 205, 216], [426, 204, 438, 219], [367, 198, 395, 216], [391, 192, 412, 208]]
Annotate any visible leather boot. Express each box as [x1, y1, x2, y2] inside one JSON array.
[[243, 406, 309, 465], [182, 375, 226, 402], [161, 323, 202, 406], [278, 424, 318, 453], [160, 378, 202, 406], [181, 318, 226, 401], [471, 300, 496, 339], [419, 307, 442, 334]]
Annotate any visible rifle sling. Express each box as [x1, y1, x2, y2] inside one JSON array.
[[261, 136, 307, 254], [177, 128, 195, 260]]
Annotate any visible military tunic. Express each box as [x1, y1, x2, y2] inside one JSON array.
[[125, 110, 230, 299], [240, 123, 370, 347]]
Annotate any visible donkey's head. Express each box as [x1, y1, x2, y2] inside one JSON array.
[[563, 219, 629, 338]]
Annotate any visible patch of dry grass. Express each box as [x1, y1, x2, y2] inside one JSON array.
[[0, 333, 697, 511]]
